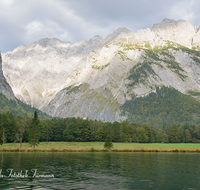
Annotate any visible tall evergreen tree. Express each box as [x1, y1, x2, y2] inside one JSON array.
[[29, 111, 40, 148]]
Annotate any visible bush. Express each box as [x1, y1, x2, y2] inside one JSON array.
[[104, 136, 113, 149]]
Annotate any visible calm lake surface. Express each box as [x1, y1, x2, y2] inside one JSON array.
[[0, 152, 199, 189]]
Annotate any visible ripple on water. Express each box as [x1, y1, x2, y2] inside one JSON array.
[[0, 152, 199, 190]]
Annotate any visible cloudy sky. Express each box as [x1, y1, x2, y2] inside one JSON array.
[[0, 0, 199, 52]]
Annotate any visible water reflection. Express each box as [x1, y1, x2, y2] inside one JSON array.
[[0, 152, 199, 189]]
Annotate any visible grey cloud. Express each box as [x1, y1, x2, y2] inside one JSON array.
[[0, 0, 200, 53]]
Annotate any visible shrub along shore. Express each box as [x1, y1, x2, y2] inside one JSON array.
[[0, 142, 200, 153], [0, 147, 200, 153]]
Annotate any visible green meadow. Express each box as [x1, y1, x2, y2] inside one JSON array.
[[1, 142, 200, 150]]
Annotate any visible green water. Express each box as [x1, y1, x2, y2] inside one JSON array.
[[0, 152, 199, 189]]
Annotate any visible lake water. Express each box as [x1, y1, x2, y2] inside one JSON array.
[[0, 152, 199, 189]]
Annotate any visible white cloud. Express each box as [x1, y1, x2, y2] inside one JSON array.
[[1, 0, 14, 7], [170, 0, 196, 23], [26, 21, 43, 36]]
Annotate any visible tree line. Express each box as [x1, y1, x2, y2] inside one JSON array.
[[0, 111, 200, 147]]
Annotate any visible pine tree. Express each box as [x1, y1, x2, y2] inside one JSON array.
[[29, 111, 40, 148]]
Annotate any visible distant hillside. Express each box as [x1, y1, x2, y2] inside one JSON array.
[[0, 93, 51, 119], [121, 86, 200, 126]]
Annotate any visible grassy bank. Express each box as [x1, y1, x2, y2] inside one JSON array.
[[0, 142, 200, 152]]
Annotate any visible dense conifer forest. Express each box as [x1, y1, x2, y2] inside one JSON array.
[[0, 111, 200, 144]]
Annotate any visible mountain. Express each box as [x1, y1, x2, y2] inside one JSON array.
[[2, 28, 131, 109], [2, 18, 200, 125]]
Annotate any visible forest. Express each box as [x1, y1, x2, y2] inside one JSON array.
[[1, 86, 200, 145], [0, 110, 200, 145]]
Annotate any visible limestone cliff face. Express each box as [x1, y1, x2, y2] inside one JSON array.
[[2, 19, 200, 121], [2, 28, 131, 109], [0, 53, 15, 100]]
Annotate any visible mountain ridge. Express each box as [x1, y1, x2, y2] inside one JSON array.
[[2, 18, 200, 123], [2, 27, 131, 109]]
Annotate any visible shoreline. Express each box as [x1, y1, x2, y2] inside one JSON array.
[[0, 147, 200, 153]]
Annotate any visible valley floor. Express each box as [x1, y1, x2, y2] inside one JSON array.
[[0, 142, 200, 152]]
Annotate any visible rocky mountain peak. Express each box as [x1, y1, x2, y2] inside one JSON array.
[[151, 18, 194, 32], [103, 27, 131, 44], [112, 27, 131, 35], [160, 18, 176, 24], [36, 38, 62, 47], [89, 35, 103, 43], [150, 18, 196, 47]]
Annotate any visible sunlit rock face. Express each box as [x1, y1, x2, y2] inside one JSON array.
[[2, 28, 131, 109], [2, 19, 200, 122]]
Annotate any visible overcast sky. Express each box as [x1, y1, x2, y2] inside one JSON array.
[[0, 0, 199, 52]]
